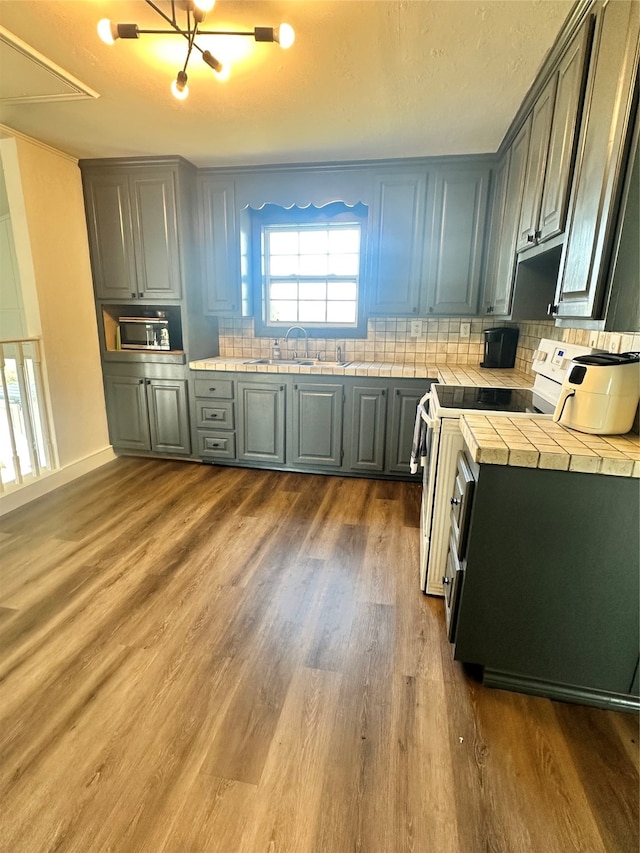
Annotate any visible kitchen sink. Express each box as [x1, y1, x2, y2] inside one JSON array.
[[244, 358, 352, 367]]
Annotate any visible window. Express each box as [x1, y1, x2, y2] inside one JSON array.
[[251, 203, 368, 338]]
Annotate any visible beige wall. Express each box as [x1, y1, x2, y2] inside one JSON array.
[[5, 136, 110, 470]]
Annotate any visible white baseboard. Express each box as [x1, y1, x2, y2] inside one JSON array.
[[0, 446, 116, 517]]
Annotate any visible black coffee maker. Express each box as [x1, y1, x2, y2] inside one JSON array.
[[480, 327, 519, 368]]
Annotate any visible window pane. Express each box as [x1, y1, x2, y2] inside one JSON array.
[[269, 230, 298, 254], [327, 280, 357, 300], [327, 301, 357, 323], [269, 300, 298, 322], [269, 281, 298, 300], [328, 253, 359, 275], [299, 281, 327, 301], [299, 229, 329, 254], [299, 302, 327, 323], [270, 255, 299, 276], [299, 254, 328, 276], [329, 228, 360, 253]]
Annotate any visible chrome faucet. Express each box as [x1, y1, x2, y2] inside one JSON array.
[[284, 325, 309, 359]]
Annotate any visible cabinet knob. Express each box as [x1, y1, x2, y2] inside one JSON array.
[[527, 234, 536, 243], [412, 307, 418, 313], [442, 576, 450, 585], [138, 292, 144, 298], [131, 292, 136, 299], [209, 387, 216, 392], [547, 303, 559, 316], [450, 497, 460, 506], [534, 230, 542, 240]]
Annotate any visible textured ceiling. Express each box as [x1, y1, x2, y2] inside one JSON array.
[[0, 0, 574, 167]]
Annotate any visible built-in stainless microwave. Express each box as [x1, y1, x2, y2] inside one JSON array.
[[117, 316, 171, 351]]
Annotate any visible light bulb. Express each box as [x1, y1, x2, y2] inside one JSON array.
[[171, 71, 189, 100], [97, 18, 117, 45], [214, 64, 230, 82], [276, 23, 295, 49], [194, 0, 215, 11]]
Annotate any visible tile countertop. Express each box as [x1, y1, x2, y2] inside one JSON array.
[[188, 357, 533, 388], [460, 414, 640, 478]]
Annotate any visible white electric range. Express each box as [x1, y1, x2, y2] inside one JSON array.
[[419, 337, 600, 596]]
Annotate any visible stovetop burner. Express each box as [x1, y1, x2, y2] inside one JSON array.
[[434, 384, 545, 414]]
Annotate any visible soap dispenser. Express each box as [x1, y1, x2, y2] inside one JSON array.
[[272, 339, 281, 360]]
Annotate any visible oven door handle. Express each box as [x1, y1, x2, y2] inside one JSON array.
[[419, 390, 437, 430]]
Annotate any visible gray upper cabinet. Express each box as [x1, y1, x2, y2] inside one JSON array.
[[198, 178, 241, 315], [484, 122, 531, 316], [516, 17, 593, 253], [482, 153, 509, 315], [516, 80, 557, 252], [424, 166, 490, 316], [368, 170, 429, 316], [290, 382, 343, 468], [83, 163, 185, 301], [555, 0, 639, 320], [237, 378, 286, 464]]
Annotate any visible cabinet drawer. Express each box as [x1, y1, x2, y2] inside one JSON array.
[[194, 377, 234, 399], [196, 400, 234, 430], [197, 430, 236, 460]]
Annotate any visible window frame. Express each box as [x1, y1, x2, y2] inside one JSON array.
[[250, 203, 369, 339]]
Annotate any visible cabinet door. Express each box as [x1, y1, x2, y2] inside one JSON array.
[[516, 75, 557, 252], [492, 120, 531, 315], [346, 385, 387, 473], [130, 171, 182, 300], [538, 18, 593, 243], [103, 375, 150, 451], [84, 173, 137, 301], [199, 179, 241, 315], [290, 382, 343, 468], [147, 379, 191, 455], [556, 0, 639, 319], [481, 153, 509, 314], [426, 168, 489, 315], [237, 380, 286, 464], [368, 171, 428, 315], [387, 386, 423, 475]]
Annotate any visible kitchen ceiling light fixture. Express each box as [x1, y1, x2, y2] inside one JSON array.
[[97, 0, 295, 100]]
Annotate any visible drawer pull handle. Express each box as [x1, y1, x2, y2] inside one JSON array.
[[450, 497, 460, 506], [209, 387, 216, 392], [208, 414, 218, 419], [212, 443, 220, 447]]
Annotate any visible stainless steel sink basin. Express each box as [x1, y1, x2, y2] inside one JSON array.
[[244, 358, 352, 367]]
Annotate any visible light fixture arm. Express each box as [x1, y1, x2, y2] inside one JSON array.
[[98, 1, 295, 99]]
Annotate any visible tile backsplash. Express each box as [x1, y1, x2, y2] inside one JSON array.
[[218, 317, 640, 373], [218, 317, 516, 366]]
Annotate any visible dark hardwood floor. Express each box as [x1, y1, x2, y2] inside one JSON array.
[[0, 457, 637, 852]]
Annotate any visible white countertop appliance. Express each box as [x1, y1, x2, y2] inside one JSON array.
[[418, 337, 600, 596], [553, 351, 640, 434]]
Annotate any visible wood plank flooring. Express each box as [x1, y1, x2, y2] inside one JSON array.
[[0, 457, 637, 853]]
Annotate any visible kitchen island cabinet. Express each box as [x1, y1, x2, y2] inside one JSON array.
[[104, 363, 191, 456], [450, 454, 640, 711]]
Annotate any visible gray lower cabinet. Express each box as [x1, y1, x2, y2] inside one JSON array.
[[344, 384, 388, 473], [104, 371, 191, 455], [237, 378, 286, 465], [452, 458, 640, 711], [191, 371, 429, 479], [290, 381, 343, 468], [386, 384, 425, 475]]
